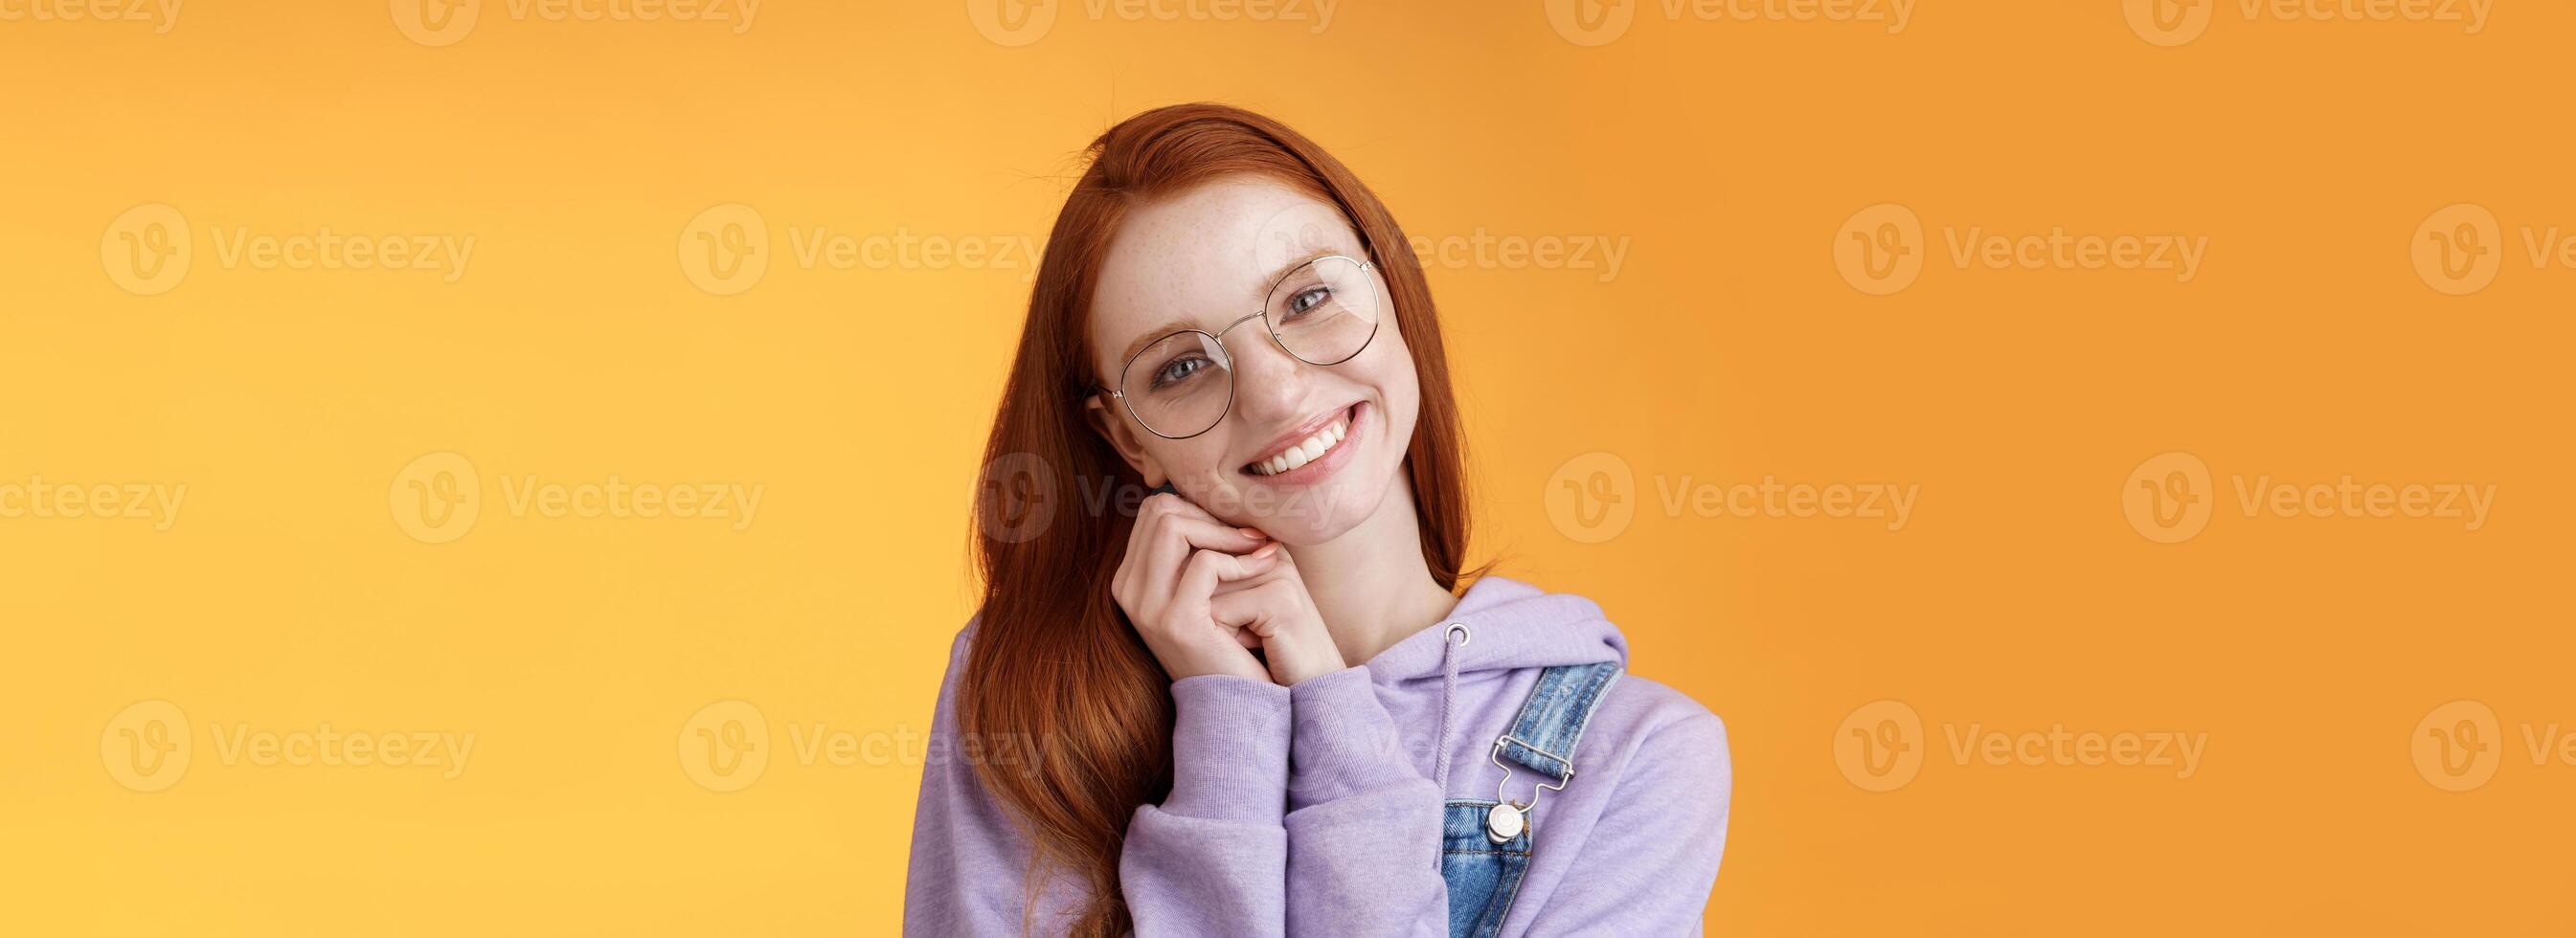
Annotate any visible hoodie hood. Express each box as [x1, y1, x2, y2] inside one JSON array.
[[1354, 574, 1628, 794], [1361, 573, 1627, 681]]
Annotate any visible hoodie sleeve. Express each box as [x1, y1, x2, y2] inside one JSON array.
[[1280, 665, 1453, 936], [903, 619, 1294, 936], [1515, 709, 1732, 935], [1119, 672, 1293, 935]]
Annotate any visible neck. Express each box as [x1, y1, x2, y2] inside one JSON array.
[[1282, 475, 1462, 670]]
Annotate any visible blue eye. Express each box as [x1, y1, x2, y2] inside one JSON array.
[[1284, 285, 1331, 319], [1152, 354, 1211, 391]]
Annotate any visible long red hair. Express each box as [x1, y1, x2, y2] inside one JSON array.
[[963, 102, 1473, 936]]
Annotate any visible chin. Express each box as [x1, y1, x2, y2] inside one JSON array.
[[1246, 484, 1375, 545]]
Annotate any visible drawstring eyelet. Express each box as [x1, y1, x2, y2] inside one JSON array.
[[1445, 622, 1470, 646]]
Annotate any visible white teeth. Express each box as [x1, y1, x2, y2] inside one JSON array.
[[1249, 415, 1351, 477]]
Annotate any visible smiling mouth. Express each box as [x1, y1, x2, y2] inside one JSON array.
[[1242, 405, 1355, 477]]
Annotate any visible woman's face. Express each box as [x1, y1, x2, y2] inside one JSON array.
[[1086, 176, 1419, 544]]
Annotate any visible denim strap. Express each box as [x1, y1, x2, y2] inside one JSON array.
[[1491, 660, 1623, 786]]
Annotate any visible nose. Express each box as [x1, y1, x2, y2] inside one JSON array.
[[1226, 324, 1312, 425]]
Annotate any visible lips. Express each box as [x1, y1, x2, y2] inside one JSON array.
[[1242, 403, 1357, 477]]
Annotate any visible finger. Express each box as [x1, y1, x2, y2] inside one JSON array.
[[1175, 544, 1280, 610], [1209, 580, 1287, 636], [1157, 516, 1269, 566], [1145, 494, 1269, 551], [1134, 502, 1269, 592]]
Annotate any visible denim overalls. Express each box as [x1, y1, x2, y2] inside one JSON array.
[[1435, 623, 1624, 938]]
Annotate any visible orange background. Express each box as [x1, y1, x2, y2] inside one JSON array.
[[4, 1, 2571, 934]]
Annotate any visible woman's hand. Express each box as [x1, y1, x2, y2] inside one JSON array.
[[1210, 547, 1348, 686], [1113, 493, 1280, 683]]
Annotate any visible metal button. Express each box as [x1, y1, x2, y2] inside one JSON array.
[[1485, 801, 1525, 842]]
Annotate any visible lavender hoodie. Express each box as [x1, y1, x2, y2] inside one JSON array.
[[903, 574, 1731, 935]]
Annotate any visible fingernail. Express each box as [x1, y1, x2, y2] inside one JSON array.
[[1240, 527, 1269, 539]]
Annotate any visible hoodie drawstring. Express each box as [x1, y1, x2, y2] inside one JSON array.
[[1434, 622, 1469, 794]]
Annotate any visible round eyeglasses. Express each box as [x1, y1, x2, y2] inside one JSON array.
[[1105, 254, 1383, 439]]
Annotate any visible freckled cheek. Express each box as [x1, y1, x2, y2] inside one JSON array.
[[1158, 439, 1241, 489]]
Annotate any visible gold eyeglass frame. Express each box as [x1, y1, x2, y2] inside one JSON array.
[[1101, 255, 1381, 440]]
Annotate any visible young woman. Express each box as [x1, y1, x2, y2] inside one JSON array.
[[904, 102, 1731, 937]]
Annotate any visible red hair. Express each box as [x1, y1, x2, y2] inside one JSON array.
[[963, 102, 1474, 936]]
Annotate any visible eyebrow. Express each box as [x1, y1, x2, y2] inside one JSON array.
[[1111, 247, 1342, 367]]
